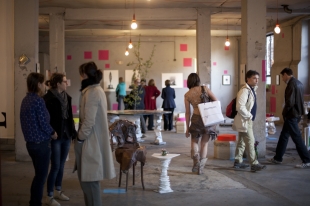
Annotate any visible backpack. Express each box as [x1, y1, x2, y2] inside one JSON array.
[[226, 90, 250, 119]]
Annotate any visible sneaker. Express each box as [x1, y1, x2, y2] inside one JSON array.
[[269, 158, 282, 164], [45, 196, 60, 206], [233, 161, 250, 169], [54, 191, 69, 201], [251, 164, 266, 172], [295, 163, 310, 168]]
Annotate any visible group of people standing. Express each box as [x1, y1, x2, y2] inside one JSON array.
[[116, 77, 176, 132]]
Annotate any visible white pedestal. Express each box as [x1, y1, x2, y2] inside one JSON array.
[[152, 153, 180, 194], [214, 140, 236, 160], [152, 114, 166, 145], [119, 115, 144, 142]]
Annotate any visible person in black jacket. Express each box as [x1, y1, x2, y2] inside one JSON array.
[[269, 68, 310, 168], [161, 80, 176, 131], [43, 73, 76, 206]]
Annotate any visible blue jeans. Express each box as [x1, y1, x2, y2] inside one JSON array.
[[47, 138, 71, 196], [274, 117, 310, 163], [26, 140, 51, 206]]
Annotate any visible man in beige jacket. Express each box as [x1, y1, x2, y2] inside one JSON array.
[[232, 70, 266, 172]]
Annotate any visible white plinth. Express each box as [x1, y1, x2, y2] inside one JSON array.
[[214, 140, 236, 160], [152, 114, 166, 145], [152, 153, 180, 194], [119, 115, 144, 142]]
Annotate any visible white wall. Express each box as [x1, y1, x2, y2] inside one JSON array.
[[39, 36, 239, 114]]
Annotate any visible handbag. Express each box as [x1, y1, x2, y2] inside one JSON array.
[[198, 86, 224, 139]]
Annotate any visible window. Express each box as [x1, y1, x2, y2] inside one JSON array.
[[265, 34, 274, 85]]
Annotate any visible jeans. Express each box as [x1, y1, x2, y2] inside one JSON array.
[[26, 140, 51, 206], [47, 137, 71, 196], [234, 120, 259, 165], [140, 116, 146, 133], [117, 95, 125, 110], [144, 115, 154, 130], [274, 117, 310, 163], [163, 108, 174, 130]]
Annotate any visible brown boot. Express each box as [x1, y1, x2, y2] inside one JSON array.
[[192, 154, 200, 173], [198, 158, 208, 175]]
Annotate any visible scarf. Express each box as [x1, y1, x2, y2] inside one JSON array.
[[50, 89, 68, 119], [80, 78, 96, 91]]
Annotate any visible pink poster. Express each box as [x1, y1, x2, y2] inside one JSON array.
[[270, 97, 276, 113], [67, 55, 72, 60], [72, 105, 77, 114], [183, 79, 187, 88], [262, 60, 266, 82], [99, 50, 109, 60], [84, 51, 92, 59], [105, 64, 110, 69], [183, 58, 192, 67], [282, 33, 285, 38], [224, 70, 228, 74], [112, 103, 118, 110], [224, 46, 229, 50], [213, 62, 217, 66], [180, 44, 187, 51]]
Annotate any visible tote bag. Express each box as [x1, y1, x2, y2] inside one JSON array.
[[198, 100, 224, 127]]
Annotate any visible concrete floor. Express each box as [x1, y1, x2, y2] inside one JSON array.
[[1, 124, 310, 206]]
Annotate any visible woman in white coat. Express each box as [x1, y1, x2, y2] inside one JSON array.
[[74, 61, 116, 206]]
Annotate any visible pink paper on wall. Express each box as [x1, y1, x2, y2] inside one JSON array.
[[262, 60, 266, 82], [224, 70, 228, 74], [67, 55, 72, 60], [72, 105, 77, 114], [112, 103, 118, 110], [270, 97, 276, 113], [183, 79, 187, 88], [183, 58, 192, 67], [84, 51, 92, 59], [224, 46, 229, 50], [105, 64, 110, 69], [282, 33, 285, 38], [213, 62, 217, 66], [271, 85, 276, 95], [180, 44, 187, 51], [99, 50, 109, 60]]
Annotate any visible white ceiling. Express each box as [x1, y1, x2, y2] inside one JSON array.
[[38, 0, 310, 39]]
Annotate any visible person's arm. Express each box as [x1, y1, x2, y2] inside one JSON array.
[[161, 88, 165, 99], [173, 88, 176, 99], [36, 98, 57, 138], [184, 96, 191, 138], [236, 88, 252, 120], [282, 82, 295, 118], [78, 88, 100, 140], [154, 87, 161, 98]]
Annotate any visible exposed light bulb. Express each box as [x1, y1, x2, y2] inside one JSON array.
[[131, 14, 137, 29], [125, 48, 129, 56], [274, 24, 281, 34], [128, 39, 133, 49], [225, 39, 230, 47]]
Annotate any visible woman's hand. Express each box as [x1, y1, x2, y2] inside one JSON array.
[[51, 132, 58, 140], [151, 96, 155, 99], [185, 129, 190, 138]]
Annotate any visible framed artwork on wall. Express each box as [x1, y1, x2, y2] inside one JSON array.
[[125, 70, 140, 91], [276, 75, 280, 85], [222, 75, 231, 85], [162, 73, 183, 88], [102, 70, 119, 92]]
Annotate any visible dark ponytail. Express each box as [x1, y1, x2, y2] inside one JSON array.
[[80, 61, 102, 84]]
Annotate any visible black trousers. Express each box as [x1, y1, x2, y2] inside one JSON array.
[[163, 108, 174, 131]]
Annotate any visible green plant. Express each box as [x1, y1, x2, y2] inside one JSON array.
[[125, 36, 156, 109]]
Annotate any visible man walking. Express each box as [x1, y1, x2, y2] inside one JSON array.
[[232, 70, 266, 172], [269, 68, 310, 168]]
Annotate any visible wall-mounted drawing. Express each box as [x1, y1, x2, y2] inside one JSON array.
[[276, 75, 280, 85], [222, 75, 231, 85], [103, 70, 119, 91], [162, 73, 183, 88], [125, 70, 140, 91]]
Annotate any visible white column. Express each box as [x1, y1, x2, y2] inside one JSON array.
[[49, 13, 65, 74], [241, 0, 266, 157], [0, 0, 14, 140], [14, 0, 39, 161], [196, 9, 211, 86]]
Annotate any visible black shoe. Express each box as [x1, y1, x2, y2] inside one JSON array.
[[268, 158, 282, 164], [251, 164, 266, 172], [148, 129, 154, 131], [233, 161, 250, 169]]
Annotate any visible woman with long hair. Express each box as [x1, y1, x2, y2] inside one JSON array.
[[144, 79, 161, 130]]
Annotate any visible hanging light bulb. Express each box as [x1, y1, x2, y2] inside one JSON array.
[[125, 48, 129, 56], [274, 0, 281, 34], [128, 39, 133, 49], [225, 38, 230, 47], [131, 14, 137, 29], [224, 19, 230, 47]]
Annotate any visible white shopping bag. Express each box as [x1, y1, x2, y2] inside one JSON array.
[[198, 101, 224, 126]]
